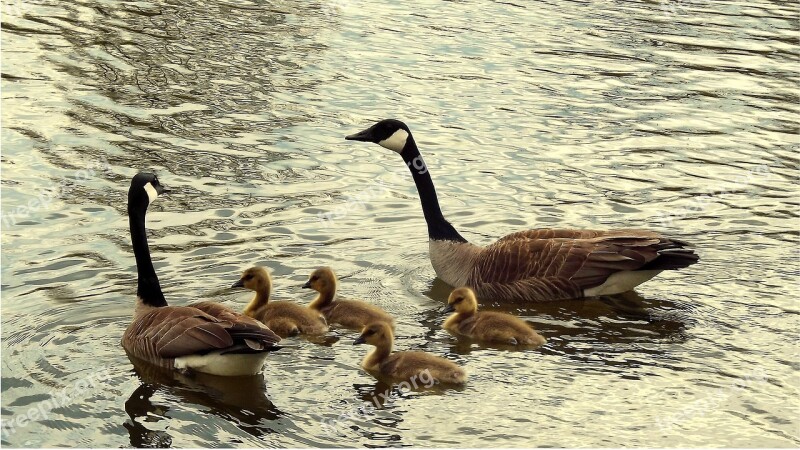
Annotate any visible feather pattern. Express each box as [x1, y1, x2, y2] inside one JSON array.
[[457, 228, 697, 302], [122, 303, 280, 370]]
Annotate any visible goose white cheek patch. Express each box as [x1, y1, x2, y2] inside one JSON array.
[[143, 182, 159, 205], [378, 129, 409, 153]]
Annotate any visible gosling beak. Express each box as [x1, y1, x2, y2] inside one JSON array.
[[302, 280, 312, 289], [231, 279, 245, 289], [345, 126, 373, 142], [353, 335, 366, 345], [443, 304, 455, 314]]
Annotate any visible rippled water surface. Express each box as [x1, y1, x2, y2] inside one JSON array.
[[2, 0, 799, 447]]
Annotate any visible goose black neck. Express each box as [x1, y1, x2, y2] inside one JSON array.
[[401, 138, 467, 243], [129, 204, 167, 307]]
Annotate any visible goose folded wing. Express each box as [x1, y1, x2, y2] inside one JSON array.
[[495, 228, 661, 243], [472, 235, 663, 291], [134, 307, 277, 359], [188, 301, 281, 346]]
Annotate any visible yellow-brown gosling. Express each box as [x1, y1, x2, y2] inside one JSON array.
[[232, 267, 328, 338], [303, 267, 395, 331], [354, 322, 467, 385], [443, 287, 546, 346]]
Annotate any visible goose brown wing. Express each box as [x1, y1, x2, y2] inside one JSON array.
[[123, 306, 280, 363], [494, 228, 660, 243], [468, 234, 668, 301], [188, 301, 281, 347]]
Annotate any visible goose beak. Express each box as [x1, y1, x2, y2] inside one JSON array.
[[353, 335, 366, 345], [443, 304, 455, 313], [345, 127, 373, 142], [231, 279, 245, 289], [302, 280, 312, 289]]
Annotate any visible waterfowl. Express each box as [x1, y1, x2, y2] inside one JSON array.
[[232, 267, 328, 338], [443, 287, 546, 346], [303, 267, 395, 331], [353, 322, 467, 385], [345, 119, 699, 302], [121, 173, 280, 376]]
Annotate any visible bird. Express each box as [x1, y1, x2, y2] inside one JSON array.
[[443, 287, 546, 346], [345, 119, 699, 302], [121, 173, 280, 376], [353, 322, 467, 385], [303, 267, 395, 331], [232, 266, 328, 338]]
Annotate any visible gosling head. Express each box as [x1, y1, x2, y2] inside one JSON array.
[[302, 266, 336, 292], [353, 322, 393, 346], [231, 266, 271, 292], [345, 119, 412, 154], [443, 287, 479, 314], [128, 172, 167, 211]]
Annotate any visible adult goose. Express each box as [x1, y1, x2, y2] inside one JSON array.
[[345, 119, 699, 302], [122, 173, 281, 376]]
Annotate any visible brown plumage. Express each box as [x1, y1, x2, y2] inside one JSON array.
[[354, 322, 467, 385], [443, 287, 545, 346], [345, 119, 700, 302], [122, 303, 281, 375], [303, 267, 395, 331], [122, 172, 280, 377], [233, 267, 328, 338], [461, 228, 699, 302]]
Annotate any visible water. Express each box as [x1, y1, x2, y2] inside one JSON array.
[[2, 0, 798, 447]]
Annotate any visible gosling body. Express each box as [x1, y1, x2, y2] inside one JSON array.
[[354, 322, 467, 385], [233, 267, 328, 338], [444, 287, 545, 346], [304, 267, 395, 331]]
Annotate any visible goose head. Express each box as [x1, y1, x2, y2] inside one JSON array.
[[443, 287, 478, 314], [128, 172, 167, 211], [353, 321, 393, 347], [302, 266, 336, 293], [345, 119, 412, 154], [232, 266, 271, 292]]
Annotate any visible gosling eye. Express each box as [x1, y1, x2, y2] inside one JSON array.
[[454, 297, 464, 303], [244, 275, 254, 280], [310, 276, 319, 282]]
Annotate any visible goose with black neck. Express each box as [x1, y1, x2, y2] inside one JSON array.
[[345, 119, 699, 303], [122, 172, 281, 376]]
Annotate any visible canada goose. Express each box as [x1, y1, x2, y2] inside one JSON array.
[[121, 173, 280, 376], [345, 119, 699, 302], [353, 322, 467, 385], [443, 287, 546, 346], [232, 267, 328, 338], [303, 267, 395, 331]]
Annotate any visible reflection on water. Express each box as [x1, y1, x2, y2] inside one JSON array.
[[2, 0, 799, 447], [125, 356, 284, 447]]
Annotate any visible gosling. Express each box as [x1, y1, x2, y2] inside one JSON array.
[[443, 287, 546, 346], [232, 267, 328, 338], [354, 322, 467, 385], [303, 267, 395, 331]]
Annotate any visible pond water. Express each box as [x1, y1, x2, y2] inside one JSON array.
[[1, 0, 798, 447]]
